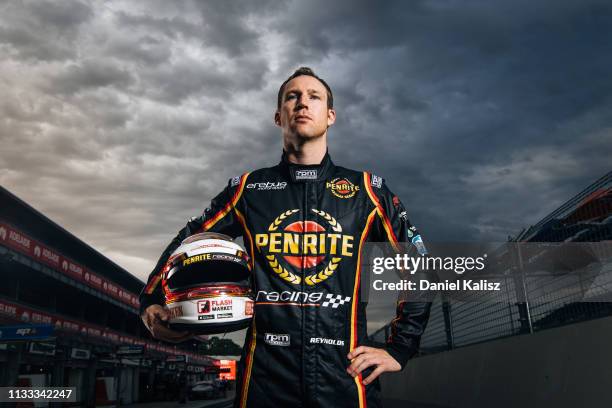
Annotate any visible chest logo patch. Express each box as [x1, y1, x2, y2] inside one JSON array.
[[255, 209, 354, 286], [326, 178, 359, 198]]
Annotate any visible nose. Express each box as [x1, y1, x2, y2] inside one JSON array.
[[295, 94, 308, 110]]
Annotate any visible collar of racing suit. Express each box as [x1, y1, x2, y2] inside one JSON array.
[[279, 149, 335, 183]]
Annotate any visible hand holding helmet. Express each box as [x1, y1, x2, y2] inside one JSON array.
[[141, 304, 194, 343]]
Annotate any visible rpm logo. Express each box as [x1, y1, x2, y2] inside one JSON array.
[[265, 333, 290, 346], [326, 178, 359, 199], [255, 209, 354, 286]]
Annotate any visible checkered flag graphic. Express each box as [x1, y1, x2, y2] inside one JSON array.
[[322, 294, 351, 308]]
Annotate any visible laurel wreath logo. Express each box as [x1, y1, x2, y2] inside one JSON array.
[[264, 208, 345, 286], [310, 209, 342, 232], [268, 209, 300, 231], [266, 254, 302, 284]]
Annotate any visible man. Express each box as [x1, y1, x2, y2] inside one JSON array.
[[140, 67, 431, 407]]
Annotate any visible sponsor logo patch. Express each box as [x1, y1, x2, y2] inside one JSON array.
[[392, 196, 401, 208], [230, 176, 241, 187], [256, 290, 351, 308], [198, 300, 211, 314], [411, 234, 428, 256], [310, 337, 345, 346], [198, 315, 215, 321], [255, 209, 354, 285], [247, 181, 287, 190], [371, 174, 383, 189], [326, 178, 359, 199], [217, 313, 233, 319], [197, 299, 234, 314], [295, 169, 317, 180], [265, 333, 290, 346]]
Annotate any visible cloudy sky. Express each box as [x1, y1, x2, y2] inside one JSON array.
[[1, 0, 611, 287]]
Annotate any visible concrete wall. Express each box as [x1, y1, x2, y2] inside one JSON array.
[[381, 316, 612, 408]]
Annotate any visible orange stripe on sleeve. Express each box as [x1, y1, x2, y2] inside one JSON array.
[[351, 208, 377, 408], [201, 172, 250, 232], [144, 274, 162, 295], [363, 172, 401, 252]]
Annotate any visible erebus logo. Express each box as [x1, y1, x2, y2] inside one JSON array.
[[265, 333, 290, 346], [247, 181, 287, 190]]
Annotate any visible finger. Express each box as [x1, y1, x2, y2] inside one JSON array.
[[347, 346, 370, 360], [144, 312, 154, 331], [362, 366, 385, 386], [347, 355, 365, 375], [154, 308, 170, 322], [352, 356, 380, 376], [347, 355, 373, 376]]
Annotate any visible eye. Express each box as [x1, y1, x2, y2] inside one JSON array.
[[310, 94, 320, 100], [286, 93, 297, 100]]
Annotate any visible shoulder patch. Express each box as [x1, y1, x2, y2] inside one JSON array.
[[230, 176, 241, 187], [370, 174, 383, 189]]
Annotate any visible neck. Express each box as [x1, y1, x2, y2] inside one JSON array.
[[283, 134, 328, 165]]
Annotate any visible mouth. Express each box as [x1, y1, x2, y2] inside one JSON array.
[[294, 115, 312, 122]]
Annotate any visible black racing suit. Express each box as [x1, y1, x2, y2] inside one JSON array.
[[140, 152, 432, 408]]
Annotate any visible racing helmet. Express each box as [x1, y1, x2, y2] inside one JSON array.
[[161, 232, 253, 334]]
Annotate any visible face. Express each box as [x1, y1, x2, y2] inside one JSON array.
[[275, 75, 336, 141]]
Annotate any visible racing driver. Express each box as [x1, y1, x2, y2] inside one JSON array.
[[140, 67, 432, 408]]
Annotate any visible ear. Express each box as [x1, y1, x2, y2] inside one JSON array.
[[327, 108, 336, 127], [274, 111, 281, 127]]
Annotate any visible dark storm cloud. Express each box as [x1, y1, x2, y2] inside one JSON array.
[[1, 0, 610, 304], [0, 0, 92, 61], [46, 60, 134, 94], [192, 0, 282, 56]]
